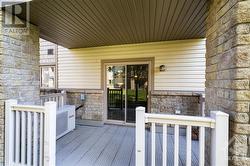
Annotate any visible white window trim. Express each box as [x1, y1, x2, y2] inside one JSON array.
[[40, 65, 57, 89]]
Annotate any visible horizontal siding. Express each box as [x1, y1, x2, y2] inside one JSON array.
[[58, 39, 206, 91], [39, 38, 57, 65]]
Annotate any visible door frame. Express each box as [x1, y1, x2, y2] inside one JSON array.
[[102, 57, 154, 124]]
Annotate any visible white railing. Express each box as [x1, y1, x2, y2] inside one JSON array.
[[40, 92, 66, 109], [5, 99, 57, 166], [135, 107, 229, 166]]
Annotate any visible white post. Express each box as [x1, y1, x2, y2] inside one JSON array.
[[5, 99, 17, 166], [136, 107, 145, 166], [199, 94, 205, 117], [210, 111, 229, 166], [44, 101, 57, 166], [61, 90, 66, 107]]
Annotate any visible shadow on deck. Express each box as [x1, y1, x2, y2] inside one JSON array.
[[56, 124, 199, 166]]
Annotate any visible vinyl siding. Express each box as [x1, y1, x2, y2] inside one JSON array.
[[39, 38, 57, 65], [58, 39, 206, 91]]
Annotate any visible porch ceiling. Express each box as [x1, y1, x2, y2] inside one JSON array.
[[20, 0, 208, 48]]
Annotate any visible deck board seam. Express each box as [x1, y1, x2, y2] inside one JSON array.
[[74, 125, 113, 165], [110, 127, 129, 166], [93, 126, 122, 165]]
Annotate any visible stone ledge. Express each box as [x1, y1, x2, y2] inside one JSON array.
[[62, 89, 104, 94], [151, 90, 204, 97]]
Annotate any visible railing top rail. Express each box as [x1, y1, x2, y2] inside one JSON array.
[[11, 104, 45, 113], [145, 113, 216, 128], [40, 93, 65, 98]]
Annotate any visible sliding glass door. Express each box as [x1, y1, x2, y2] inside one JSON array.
[[126, 64, 148, 123], [106, 64, 148, 123], [106, 65, 126, 121]]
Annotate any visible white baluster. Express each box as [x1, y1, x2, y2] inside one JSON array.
[[33, 113, 38, 166], [174, 125, 179, 166], [199, 127, 205, 166], [39, 113, 44, 166], [15, 111, 20, 163], [151, 123, 156, 166], [27, 112, 32, 165], [21, 112, 26, 164], [186, 126, 192, 166], [162, 124, 167, 166]]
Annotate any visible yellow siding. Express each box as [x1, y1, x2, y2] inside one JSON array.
[[58, 39, 206, 91]]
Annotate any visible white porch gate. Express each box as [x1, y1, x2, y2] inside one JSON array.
[[135, 107, 229, 166], [5, 99, 57, 166]]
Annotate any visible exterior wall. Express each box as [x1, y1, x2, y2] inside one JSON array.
[[151, 91, 201, 116], [65, 90, 202, 122], [0, 11, 40, 164], [66, 90, 103, 121], [39, 38, 57, 65], [39, 38, 58, 89], [206, 0, 250, 165], [58, 39, 206, 91], [57, 39, 206, 121]]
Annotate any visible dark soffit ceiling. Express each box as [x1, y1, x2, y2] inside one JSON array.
[[16, 0, 209, 48]]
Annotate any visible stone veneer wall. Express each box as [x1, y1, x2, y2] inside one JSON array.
[[66, 90, 104, 121], [0, 11, 40, 164], [206, 0, 250, 165], [151, 91, 202, 116], [66, 90, 201, 122]]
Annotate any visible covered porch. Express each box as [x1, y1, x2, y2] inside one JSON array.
[[1, 0, 249, 165]]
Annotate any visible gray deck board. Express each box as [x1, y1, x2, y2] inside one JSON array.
[[56, 125, 199, 166], [56, 126, 89, 152], [191, 137, 200, 165], [111, 127, 134, 166], [166, 135, 175, 165], [60, 125, 110, 166], [146, 130, 151, 166], [75, 126, 118, 166], [56, 126, 96, 164], [94, 126, 128, 166], [156, 133, 163, 166], [129, 144, 135, 166]]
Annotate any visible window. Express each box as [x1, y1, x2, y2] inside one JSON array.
[[41, 66, 56, 88], [47, 49, 54, 55]]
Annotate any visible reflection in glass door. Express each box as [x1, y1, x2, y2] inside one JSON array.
[[106, 65, 125, 121], [126, 64, 148, 123], [106, 64, 149, 123]]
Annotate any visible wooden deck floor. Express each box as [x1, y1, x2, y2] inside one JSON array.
[[56, 125, 199, 166]]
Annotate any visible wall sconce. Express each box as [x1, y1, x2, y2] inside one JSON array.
[[159, 65, 166, 72]]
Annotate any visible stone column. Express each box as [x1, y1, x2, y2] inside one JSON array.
[[206, 0, 250, 165], [0, 10, 40, 165]]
